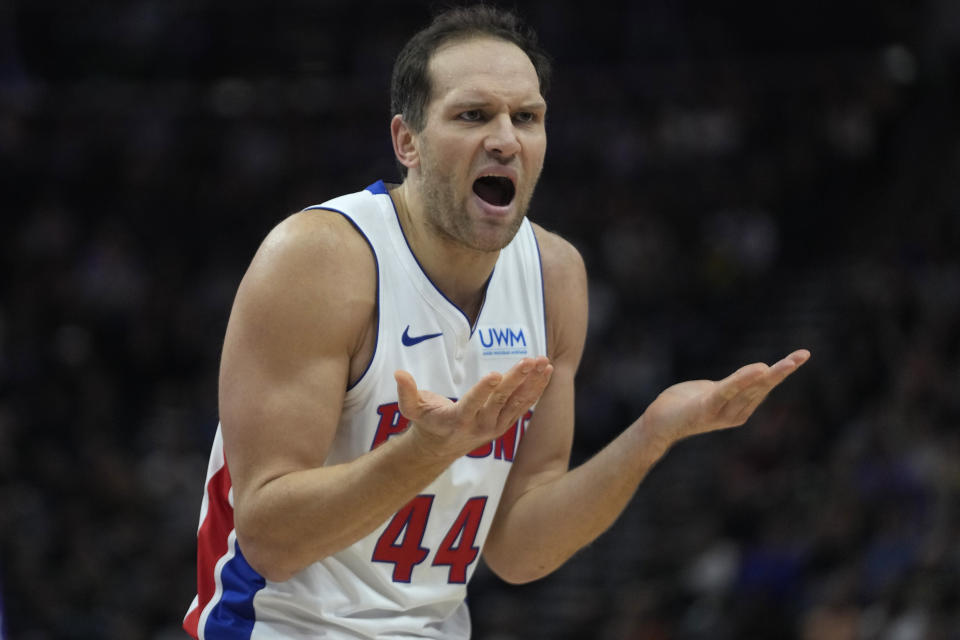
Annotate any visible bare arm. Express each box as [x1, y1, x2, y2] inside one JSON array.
[[482, 225, 810, 583], [221, 211, 553, 582]]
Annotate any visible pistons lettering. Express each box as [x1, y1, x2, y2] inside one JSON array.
[[466, 409, 533, 461], [371, 403, 533, 461], [371, 403, 410, 450]]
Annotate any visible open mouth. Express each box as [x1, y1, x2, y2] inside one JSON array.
[[472, 176, 516, 207]]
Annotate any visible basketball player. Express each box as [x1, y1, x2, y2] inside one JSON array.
[[184, 6, 809, 638]]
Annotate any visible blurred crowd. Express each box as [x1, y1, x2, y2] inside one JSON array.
[[1, 1, 959, 638]]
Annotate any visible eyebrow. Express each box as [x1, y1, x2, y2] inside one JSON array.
[[448, 98, 547, 112]]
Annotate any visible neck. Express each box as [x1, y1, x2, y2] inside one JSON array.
[[390, 182, 499, 324]]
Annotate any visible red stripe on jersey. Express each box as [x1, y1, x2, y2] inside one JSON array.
[[183, 463, 234, 638]]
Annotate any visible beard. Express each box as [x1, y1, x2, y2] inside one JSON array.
[[417, 149, 537, 254]]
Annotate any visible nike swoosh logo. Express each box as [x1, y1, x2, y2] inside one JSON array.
[[402, 326, 443, 347]]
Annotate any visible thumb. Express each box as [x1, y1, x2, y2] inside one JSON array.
[[394, 370, 421, 419]]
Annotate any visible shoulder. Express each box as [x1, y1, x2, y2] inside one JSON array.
[[259, 208, 374, 269], [530, 222, 588, 363], [230, 209, 377, 351], [243, 209, 376, 296]]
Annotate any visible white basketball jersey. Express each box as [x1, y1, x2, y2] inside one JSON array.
[[185, 181, 548, 639]]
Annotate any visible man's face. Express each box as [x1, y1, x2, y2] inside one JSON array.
[[411, 37, 547, 253]]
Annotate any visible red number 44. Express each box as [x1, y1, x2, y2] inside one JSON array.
[[371, 495, 488, 584]]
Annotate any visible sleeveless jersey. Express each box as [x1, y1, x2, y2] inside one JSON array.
[[184, 181, 548, 639]]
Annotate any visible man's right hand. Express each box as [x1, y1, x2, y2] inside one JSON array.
[[394, 356, 554, 460]]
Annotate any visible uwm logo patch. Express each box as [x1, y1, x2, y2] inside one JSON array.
[[372, 402, 534, 461], [477, 324, 530, 357]]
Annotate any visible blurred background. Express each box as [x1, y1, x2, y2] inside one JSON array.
[[2, 0, 959, 638]]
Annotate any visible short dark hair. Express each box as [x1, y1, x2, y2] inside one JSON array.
[[390, 5, 552, 174]]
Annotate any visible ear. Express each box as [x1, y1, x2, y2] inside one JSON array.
[[391, 114, 420, 171]]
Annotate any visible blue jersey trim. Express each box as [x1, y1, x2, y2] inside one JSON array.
[[301, 205, 381, 392], [204, 541, 266, 639], [385, 192, 491, 332], [365, 180, 389, 195], [530, 226, 548, 358]]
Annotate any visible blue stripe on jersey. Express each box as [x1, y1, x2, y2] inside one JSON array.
[[365, 180, 389, 195], [316, 207, 381, 392], [204, 541, 266, 639], [383, 185, 487, 331], [530, 226, 549, 358]]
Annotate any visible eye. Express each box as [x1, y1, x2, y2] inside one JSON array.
[[513, 111, 536, 124], [458, 110, 484, 122]]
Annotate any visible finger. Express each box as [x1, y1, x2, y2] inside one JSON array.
[[722, 349, 811, 421], [394, 370, 422, 419], [481, 358, 537, 411], [716, 362, 767, 402], [454, 370, 505, 417], [467, 358, 540, 425], [700, 360, 776, 426], [496, 360, 554, 431], [759, 348, 812, 389], [718, 347, 811, 398]]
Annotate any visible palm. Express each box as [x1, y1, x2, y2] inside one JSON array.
[[400, 389, 460, 432], [407, 388, 455, 413], [644, 350, 810, 446], [645, 380, 716, 439], [393, 356, 554, 459]]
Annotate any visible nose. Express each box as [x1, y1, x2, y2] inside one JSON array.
[[484, 114, 520, 159]]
